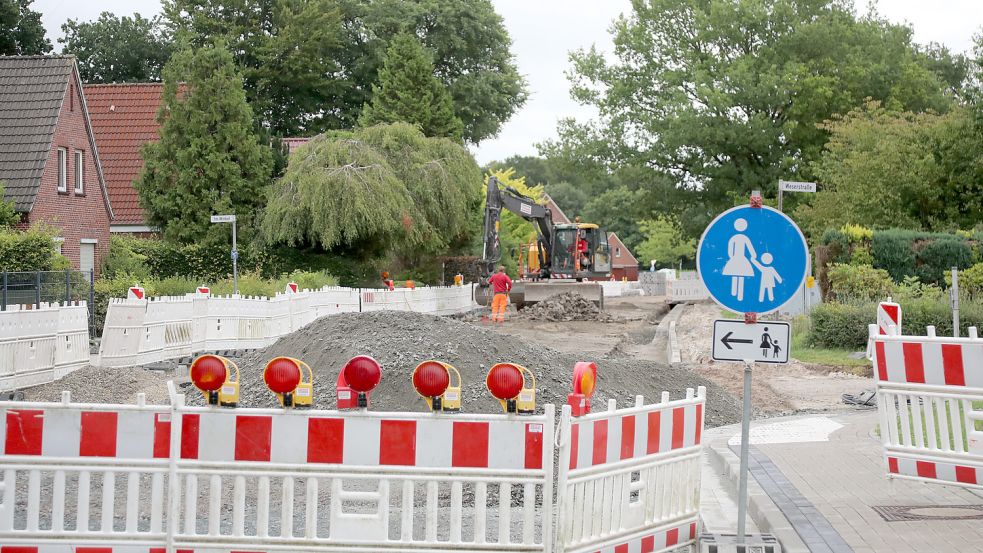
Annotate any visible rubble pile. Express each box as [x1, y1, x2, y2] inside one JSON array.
[[520, 292, 617, 322]]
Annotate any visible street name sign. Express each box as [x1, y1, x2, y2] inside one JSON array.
[[712, 320, 790, 364], [697, 205, 808, 314], [779, 180, 816, 193], [210, 214, 236, 223]]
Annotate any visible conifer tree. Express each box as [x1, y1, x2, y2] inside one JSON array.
[[359, 33, 464, 140], [136, 42, 273, 245]]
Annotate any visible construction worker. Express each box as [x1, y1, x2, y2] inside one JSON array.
[[488, 265, 513, 323], [381, 271, 395, 291]]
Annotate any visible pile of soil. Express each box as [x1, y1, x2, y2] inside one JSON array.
[[178, 311, 742, 426], [24, 366, 172, 405], [520, 293, 617, 322]]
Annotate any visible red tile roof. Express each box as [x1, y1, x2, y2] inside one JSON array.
[[82, 83, 167, 225]]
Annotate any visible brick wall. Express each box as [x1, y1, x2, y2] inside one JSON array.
[[27, 75, 111, 276]]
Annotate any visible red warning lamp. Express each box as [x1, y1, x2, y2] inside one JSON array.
[[190, 354, 239, 407], [342, 355, 382, 408], [264, 356, 313, 408], [413, 360, 462, 412], [568, 361, 598, 416], [486, 363, 524, 413]]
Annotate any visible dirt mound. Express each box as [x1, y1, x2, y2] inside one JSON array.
[[23, 366, 172, 405], [177, 310, 742, 426], [520, 292, 617, 322]]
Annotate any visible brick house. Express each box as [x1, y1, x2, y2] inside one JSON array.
[[543, 193, 640, 280], [0, 56, 113, 275]]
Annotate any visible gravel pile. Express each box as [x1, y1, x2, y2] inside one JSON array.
[[520, 292, 617, 322], [177, 310, 742, 426], [23, 366, 172, 405]]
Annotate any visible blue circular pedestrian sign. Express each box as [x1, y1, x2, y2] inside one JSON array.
[[697, 205, 808, 314]]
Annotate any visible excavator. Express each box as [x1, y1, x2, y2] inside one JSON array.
[[476, 176, 611, 309]]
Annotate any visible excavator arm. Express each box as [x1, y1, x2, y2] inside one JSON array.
[[481, 176, 553, 278]]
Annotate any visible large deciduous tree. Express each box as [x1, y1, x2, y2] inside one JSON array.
[[263, 123, 480, 258], [359, 33, 463, 139], [542, 0, 965, 237], [164, 0, 526, 142], [136, 42, 273, 245], [60, 13, 172, 83], [0, 0, 50, 55]]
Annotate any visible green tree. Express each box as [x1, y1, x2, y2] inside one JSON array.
[[165, 0, 526, 142], [582, 187, 646, 251], [636, 218, 695, 267], [60, 12, 172, 83], [797, 101, 983, 235], [543, 0, 964, 237], [544, 181, 588, 219], [0, 0, 51, 55], [0, 182, 19, 227], [263, 123, 480, 257], [359, 34, 463, 139], [136, 42, 273, 245]]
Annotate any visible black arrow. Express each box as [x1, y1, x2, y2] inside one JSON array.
[[721, 331, 753, 350]]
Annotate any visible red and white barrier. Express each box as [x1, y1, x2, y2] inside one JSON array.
[[877, 300, 901, 335], [872, 323, 983, 490]]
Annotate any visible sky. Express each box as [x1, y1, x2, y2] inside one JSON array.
[[34, 0, 981, 165]]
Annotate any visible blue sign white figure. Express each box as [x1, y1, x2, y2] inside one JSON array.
[[697, 205, 807, 314]]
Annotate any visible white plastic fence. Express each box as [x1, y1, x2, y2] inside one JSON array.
[[598, 281, 641, 298], [0, 302, 89, 390], [98, 285, 476, 368], [872, 324, 983, 490], [556, 388, 705, 553], [0, 386, 705, 552], [665, 279, 709, 303]]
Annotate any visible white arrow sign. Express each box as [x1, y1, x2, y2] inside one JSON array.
[[711, 319, 790, 364], [210, 214, 236, 223], [779, 180, 817, 193]]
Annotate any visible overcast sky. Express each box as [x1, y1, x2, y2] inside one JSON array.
[[34, 0, 981, 164]]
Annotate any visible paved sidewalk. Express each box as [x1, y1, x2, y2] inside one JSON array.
[[704, 411, 983, 553]]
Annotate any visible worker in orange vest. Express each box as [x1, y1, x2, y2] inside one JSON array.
[[488, 265, 513, 323], [381, 271, 395, 291]]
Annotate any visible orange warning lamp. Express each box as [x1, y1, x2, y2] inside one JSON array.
[[263, 357, 314, 408], [567, 361, 598, 416], [190, 354, 239, 407], [413, 360, 462, 412], [487, 362, 536, 414], [343, 355, 382, 409]]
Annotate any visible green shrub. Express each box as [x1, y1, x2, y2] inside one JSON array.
[[894, 276, 944, 302], [152, 276, 199, 296], [957, 263, 983, 299], [820, 228, 851, 264], [850, 245, 874, 266], [103, 235, 152, 279], [827, 264, 894, 302], [0, 226, 64, 271], [809, 302, 875, 349], [275, 270, 338, 291], [871, 229, 922, 281], [841, 224, 873, 244], [913, 239, 973, 285]]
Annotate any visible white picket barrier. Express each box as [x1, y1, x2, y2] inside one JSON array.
[[872, 324, 983, 489], [0, 302, 89, 390], [599, 281, 641, 298], [556, 388, 705, 553], [98, 286, 480, 367], [666, 279, 709, 303], [0, 383, 705, 552]]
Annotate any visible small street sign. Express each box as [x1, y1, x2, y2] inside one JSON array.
[[779, 180, 817, 193], [210, 214, 237, 223], [697, 205, 808, 314], [712, 320, 790, 364], [231, 249, 239, 261]]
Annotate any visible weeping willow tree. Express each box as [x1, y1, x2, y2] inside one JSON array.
[[263, 123, 481, 259]]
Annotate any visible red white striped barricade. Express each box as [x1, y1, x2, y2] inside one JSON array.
[[877, 300, 901, 335], [871, 324, 983, 489], [0, 389, 557, 552], [555, 387, 705, 553]]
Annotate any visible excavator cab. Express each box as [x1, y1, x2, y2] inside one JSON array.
[[552, 224, 611, 279]]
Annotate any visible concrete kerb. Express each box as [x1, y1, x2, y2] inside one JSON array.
[[704, 424, 810, 553], [653, 303, 687, 365]]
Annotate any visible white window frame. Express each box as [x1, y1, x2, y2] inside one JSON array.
[[616, 247, 622, 258], [57, 148, 67, 192], [74, 150, 84, 194], [53, 236, 64, 255]]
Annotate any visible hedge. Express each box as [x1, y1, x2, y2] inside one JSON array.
[[0, 227, 69, 271], [809, 298, 983, 350]]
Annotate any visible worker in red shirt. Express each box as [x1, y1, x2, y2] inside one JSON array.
[[488, 265, 513, 323]]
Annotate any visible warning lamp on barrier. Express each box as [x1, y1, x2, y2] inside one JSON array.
[[263, 357, 314, 408], [486, 362, 536, 414], [341, 355, 382, 409], [412, 360, 462, 412], [567, 361, 597, 417], [190, 354, 240, 407]]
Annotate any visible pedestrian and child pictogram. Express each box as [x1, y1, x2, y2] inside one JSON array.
[[711, 320, 790, 364]]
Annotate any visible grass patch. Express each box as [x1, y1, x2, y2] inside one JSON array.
[[792, 315, 871, 372]]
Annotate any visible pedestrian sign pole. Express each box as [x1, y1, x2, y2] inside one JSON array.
[[211, 214, 238, 295], [697, 191, 809, 543]]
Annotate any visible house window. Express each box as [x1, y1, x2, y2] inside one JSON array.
[[57, 148, 67, 192], [616, 247, 622, 258], [74, 151, 84, 194], [53, 237, 64, 255]]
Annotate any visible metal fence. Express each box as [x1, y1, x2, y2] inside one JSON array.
[[0, 270, 95, 330]]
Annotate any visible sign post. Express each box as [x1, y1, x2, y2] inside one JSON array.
[[211, 214, 238, 295], [698, 198, 808, 543], [777, 180, 816, 212]]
